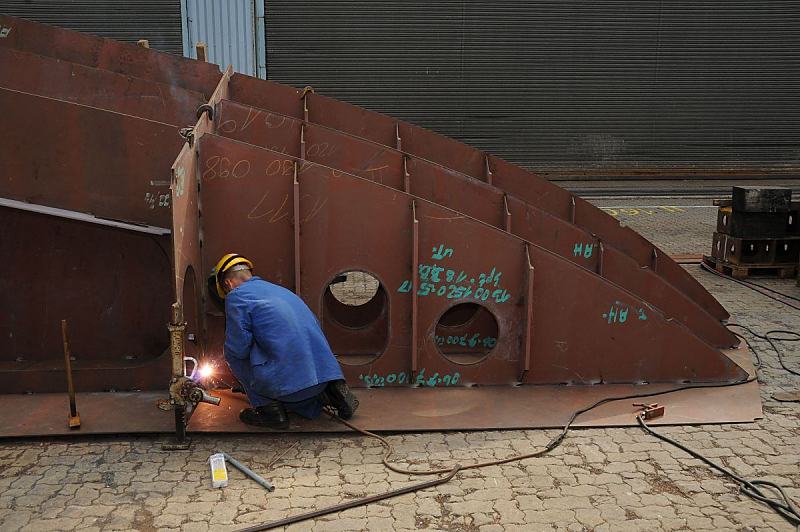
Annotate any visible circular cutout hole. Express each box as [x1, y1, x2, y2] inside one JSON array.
[[435, 303, 499, 365], [329, 271, 380, 307], [438, 302, 481, 328], [323, 271, 388, 365]]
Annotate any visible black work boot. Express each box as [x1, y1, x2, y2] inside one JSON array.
[[321, 380, 359, 420], [239, 401, 289, 429]]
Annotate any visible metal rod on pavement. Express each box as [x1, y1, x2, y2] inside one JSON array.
[[61, 319, 81, 429], [222, 453, 274, 492], [236, 466, 461, 531]]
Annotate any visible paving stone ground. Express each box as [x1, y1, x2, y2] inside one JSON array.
[[590, 197, 720, 256], [1, 198, 798, 532]]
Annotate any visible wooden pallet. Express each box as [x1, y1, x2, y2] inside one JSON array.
[[710, 233, 800, 265], [703, 255, 798, 280]]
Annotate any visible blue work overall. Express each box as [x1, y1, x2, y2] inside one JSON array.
[[223, 276, 344, 418]]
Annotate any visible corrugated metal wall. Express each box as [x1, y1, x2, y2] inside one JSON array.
[[264, 1, 800, 179], [1, 0, 183, 54], [183, 0, 265, 77]]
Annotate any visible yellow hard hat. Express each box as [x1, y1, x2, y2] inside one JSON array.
[[210, 253, 254, 299]]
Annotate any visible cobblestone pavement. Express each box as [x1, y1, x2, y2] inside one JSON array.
[[1, 200, 798, 532], [589, 197, 720, 256]]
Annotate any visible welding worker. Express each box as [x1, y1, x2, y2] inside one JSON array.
[[209, 253, 358, 429]]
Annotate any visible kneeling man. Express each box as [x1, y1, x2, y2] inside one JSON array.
[[210, 253, 358, 429]]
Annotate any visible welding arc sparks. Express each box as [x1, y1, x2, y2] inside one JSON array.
[[198, 364, 214, 379]]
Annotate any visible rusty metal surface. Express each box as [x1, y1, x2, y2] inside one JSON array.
[[171, 68, 232, 328], [0, 47, 205, 125], [0, 375, 761, 438], [0, 207, 172, 393], [190, 133, 747, 387], [188, 343, 760, 432], [0, 20, 761, 437], [188, 343, 760, 433], [0, 15, 221, 96], [211, 100, 736, 348], [0, 88, 181, 228], [0, 392, 173, 437], [228, 74, 728, 322], [187, 380, 762, 433], [0, 345, 758, 438]]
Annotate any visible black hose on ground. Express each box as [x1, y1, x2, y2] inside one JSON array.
[[728, 323, 800, 377], [637, 414, 800, 526], [701, 262, 800, 311]]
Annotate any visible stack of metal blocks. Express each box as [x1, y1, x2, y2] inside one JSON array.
[[705, 186, 799, 279]]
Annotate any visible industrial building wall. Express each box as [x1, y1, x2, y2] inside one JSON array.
[[1, 0, 183, 54], [264, 1, 800, 180], [182, 0, 265, 78]]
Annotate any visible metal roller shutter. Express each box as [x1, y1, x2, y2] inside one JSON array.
[[1, 0, 183, 55], [183, 0, 265, 77], [264, 1, 800, 180]]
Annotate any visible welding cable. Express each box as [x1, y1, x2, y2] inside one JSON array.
[[637, 414, 800, 526], [542, 376, 756, 452], [236, 414, 551, 532], [712, 268, 800, 303], [700, 262, 800, 311], [739, 280, 800, 303], [730, 331, 763, 370], [236, 378, 755, 531], [332, 412, 551, 476], [727, 323, 800, 377]]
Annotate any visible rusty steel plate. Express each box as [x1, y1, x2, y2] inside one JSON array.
[[0, 47, 206, 125], [0, 15, 221, 96], [0, 88, 180, 228], [0, 378, 761, 438], [189, 343, 759, 432], [211, 101, 735, 348], [228, 74, 728, 321], [189, 380, 762, 433], [0, 345, 760, 438], [188, 342, 760, 433], [170, 68, 233, 358], [0, 392, 173, 437], [185, 134, 746, 389], [0, 207, 172, 393], [0, 20, 762, 438]]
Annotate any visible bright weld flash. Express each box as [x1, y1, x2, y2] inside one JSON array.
[[198, 364, 214, 380]]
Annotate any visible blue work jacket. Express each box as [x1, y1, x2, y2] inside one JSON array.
[[224, 276, 343, 399]]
